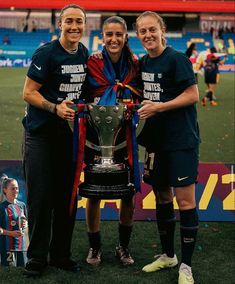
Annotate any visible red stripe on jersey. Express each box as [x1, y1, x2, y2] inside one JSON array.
[[7, 207, 13, 250]]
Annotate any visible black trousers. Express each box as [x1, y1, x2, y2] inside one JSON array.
[[22, 119, 76, 262]]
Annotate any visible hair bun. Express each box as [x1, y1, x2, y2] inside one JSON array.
[[0, 174, 8, 182]]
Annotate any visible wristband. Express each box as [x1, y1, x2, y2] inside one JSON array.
[[0, 227, 4, 235]]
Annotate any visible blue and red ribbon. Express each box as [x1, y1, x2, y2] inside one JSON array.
[[70, 104, 87, 216], [126, 104, 141, 193]]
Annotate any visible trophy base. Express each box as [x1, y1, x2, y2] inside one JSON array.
[[78, 165, 135, 199], [79, 183, 135, 199]]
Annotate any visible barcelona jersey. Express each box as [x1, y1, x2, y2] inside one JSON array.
[[0, 200, 27, 252]]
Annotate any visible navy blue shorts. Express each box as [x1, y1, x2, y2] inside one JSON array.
[[205, 70, 217, 84], [143, 148, 199, 189], [0, 251, 27, 267]]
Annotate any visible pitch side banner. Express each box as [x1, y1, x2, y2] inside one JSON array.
[[200, 14, 235, 33], [0, 160, 234, 222]]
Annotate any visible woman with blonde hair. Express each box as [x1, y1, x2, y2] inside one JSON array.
[[136, 11, 200, 284], [0, 175, 28, 267]]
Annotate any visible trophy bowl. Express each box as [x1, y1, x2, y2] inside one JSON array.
[[79, 104, 135, 199]]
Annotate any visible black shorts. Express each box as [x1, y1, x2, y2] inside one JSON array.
[[143, 148, 199, 189], [0, 251, 27, 267], [205, 70, 217, 84]]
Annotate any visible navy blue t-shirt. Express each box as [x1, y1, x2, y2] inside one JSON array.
[[140, 47, 200, 151], [23, 39, 88, 131]]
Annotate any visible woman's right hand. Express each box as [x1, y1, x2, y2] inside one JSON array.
[[137, 100, 160, 119]]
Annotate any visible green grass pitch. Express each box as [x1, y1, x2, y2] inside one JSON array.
[[0, 69, 234, 283]]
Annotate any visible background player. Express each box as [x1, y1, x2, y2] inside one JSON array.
[[201, 46, 227, 106], [0, 175, 28, 267]]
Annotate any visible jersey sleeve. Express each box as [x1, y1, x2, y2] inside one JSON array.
[[21, 202, 28, 218], [27, 45, 51, 84], [174, 53, 197, 88]]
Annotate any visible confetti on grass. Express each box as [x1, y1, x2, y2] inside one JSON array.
[[197, 245, 202, 251]]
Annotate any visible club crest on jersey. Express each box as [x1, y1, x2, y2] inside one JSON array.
[[157, 73, 162, 79], [11, 220, 17, 226]]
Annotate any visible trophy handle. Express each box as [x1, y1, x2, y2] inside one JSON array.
[[68, 103, 145, 151], [85, 118, 146, 151]]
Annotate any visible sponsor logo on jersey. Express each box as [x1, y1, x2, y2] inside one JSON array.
[[11, 220, 17, 226]]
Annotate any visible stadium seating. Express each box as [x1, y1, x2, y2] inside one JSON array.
[[223, 33, 235, 55], [0, 29, 234, 69], [0, 28, 233, 54], [0, 30, 52, 47]]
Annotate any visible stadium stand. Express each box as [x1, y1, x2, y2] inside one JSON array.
[[0, 28, 234, 69], [0, 30, 51, 47]]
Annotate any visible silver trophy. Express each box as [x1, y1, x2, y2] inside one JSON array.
[[87, 104, 126, 168], [79, 104, 140, 199]]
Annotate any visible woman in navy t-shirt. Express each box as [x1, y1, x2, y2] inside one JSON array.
[[22, 4, 88, 277], [136, 11, 200, 284]]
